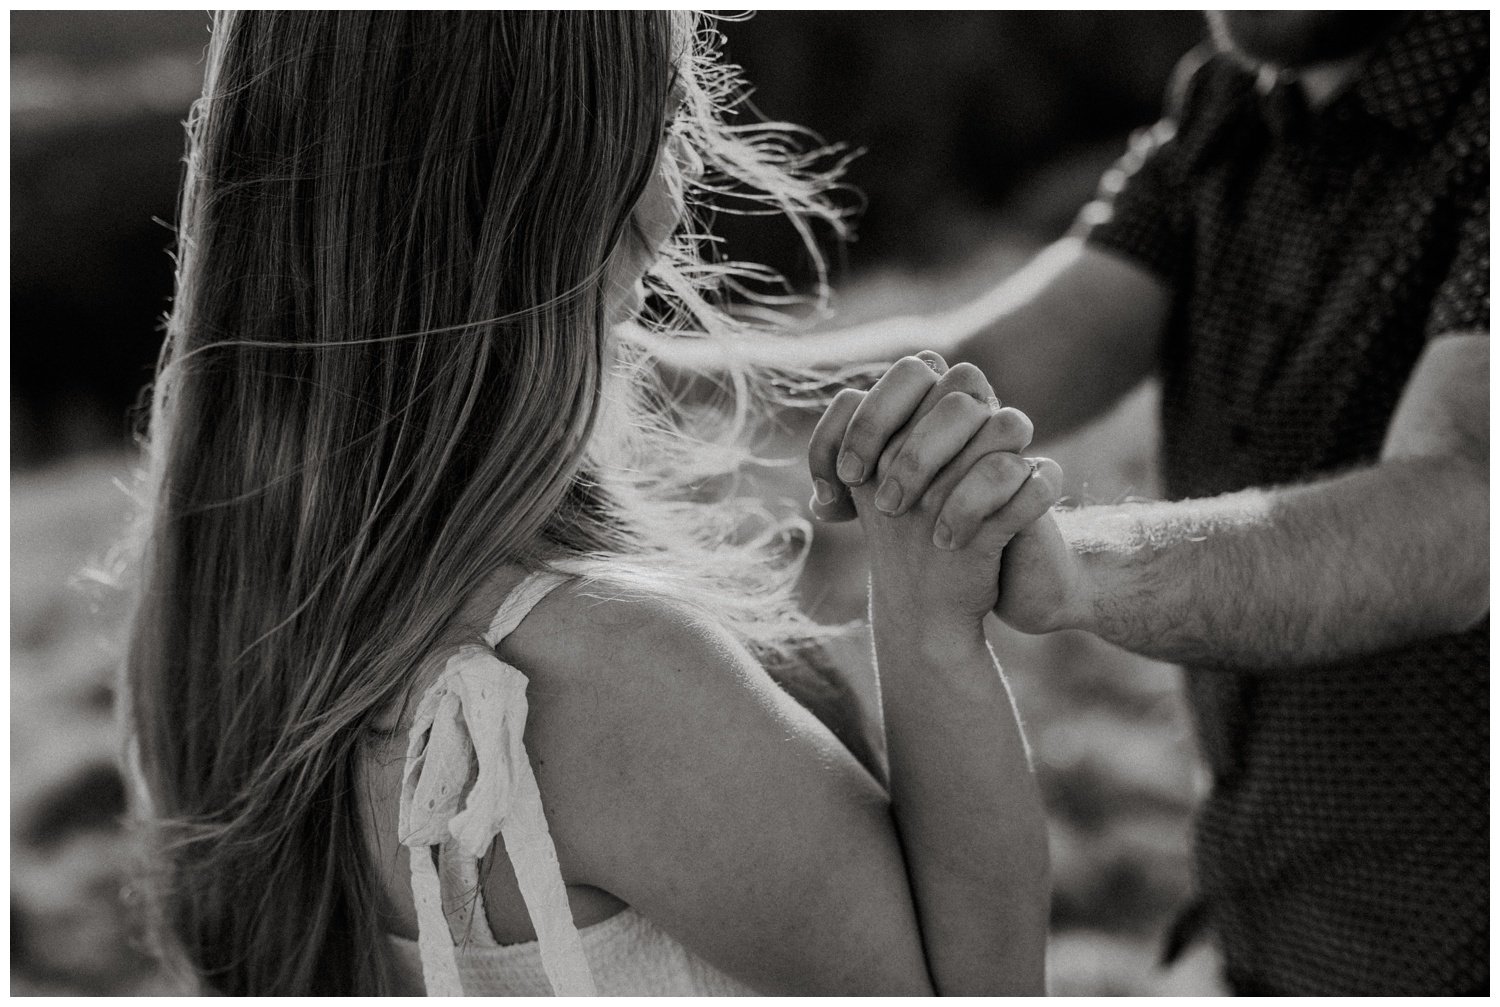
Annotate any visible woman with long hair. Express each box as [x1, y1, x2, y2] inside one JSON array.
[[123, 11, 1055, 995]]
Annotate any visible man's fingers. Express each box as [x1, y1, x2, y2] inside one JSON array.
[[933, 361, 992, 402], [807, 387, 864, 522], [914, 349, 949, 375], [984, 457, 1063, 544], [838, 356, 942, 486], [872, 392, 993, 517], [932, 452, 1042, 551]]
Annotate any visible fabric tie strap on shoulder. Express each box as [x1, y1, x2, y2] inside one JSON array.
[[398, 641, 597, 996]]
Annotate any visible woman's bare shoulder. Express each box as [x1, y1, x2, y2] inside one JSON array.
[[485, 572, 926, 995], [496, 572, 757, 701]]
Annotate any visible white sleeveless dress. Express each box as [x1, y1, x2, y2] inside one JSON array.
[[386, 570, 757, 996]]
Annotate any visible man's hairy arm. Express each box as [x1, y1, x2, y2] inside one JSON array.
[[1014, 333, 1489, 669]]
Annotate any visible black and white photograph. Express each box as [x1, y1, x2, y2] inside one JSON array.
[[10, 9, 1489, 996]]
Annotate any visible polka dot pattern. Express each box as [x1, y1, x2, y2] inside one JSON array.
[[1075, 11, 1488, 995]]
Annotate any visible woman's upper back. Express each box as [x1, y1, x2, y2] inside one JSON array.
[[358, 562, 939, 995], [360, 566, 612, 938], [359, 565, 758, 994]]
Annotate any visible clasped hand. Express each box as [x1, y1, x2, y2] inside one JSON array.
[[808, 352, 1086, 637]]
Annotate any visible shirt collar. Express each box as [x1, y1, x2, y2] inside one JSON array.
[[1254, 68, 1310, 142]]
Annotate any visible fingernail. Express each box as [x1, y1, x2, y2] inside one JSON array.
[[874, 478, 902, 514], [837, 452, 865, 484], [812, 478, 835, 506], [933, 521, 953, 550]]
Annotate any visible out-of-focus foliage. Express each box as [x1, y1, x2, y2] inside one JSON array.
[[12, 13, 212, 465], [717, 12, 1203, 269]]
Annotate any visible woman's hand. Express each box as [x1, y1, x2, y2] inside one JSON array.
[[810, 352, 1092, 639], [806, 352, 1055, 992], [807, 352, 1077, 636]]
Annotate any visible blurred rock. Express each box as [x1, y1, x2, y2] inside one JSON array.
[[17, 761, 126, 851], [1048, 929, 1156, 995], [1048, 928, 1225, 995], [1049, 813, 1195, 932], [1036, 710, 1198, 830], [11, 833, 156, 994]]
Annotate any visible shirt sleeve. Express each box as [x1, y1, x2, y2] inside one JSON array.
[[1071, 47, 1213, 284], [1424, 187, 1489, 340]]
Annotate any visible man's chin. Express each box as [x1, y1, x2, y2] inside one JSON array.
[[1206, 11, 1403, 71]]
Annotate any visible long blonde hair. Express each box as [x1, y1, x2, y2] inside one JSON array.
[[123, 11, 847, 994]]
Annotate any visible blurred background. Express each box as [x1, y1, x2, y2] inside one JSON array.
[[12, 11, 1223, 995]]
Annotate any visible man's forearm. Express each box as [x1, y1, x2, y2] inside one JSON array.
[[1055, 456, 1489, 669], [868, 240, 1169, 438]]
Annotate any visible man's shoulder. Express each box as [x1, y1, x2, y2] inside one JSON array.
[[1161, 44, 1255, 130], [1443, 74, 1487, 168], [1140, 44, 1259, 182]]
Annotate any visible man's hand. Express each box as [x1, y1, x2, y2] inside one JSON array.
[[990, 512, 1091, 636]]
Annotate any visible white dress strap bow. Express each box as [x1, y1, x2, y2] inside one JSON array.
[[397, 571, 595, 996]]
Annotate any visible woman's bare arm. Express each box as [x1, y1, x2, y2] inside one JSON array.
[[500, 572, 1047, 994]]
